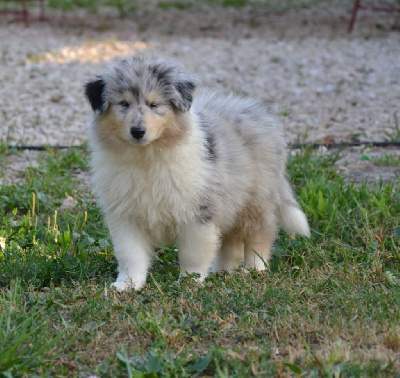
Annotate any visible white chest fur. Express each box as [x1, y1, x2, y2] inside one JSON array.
[[90, 138, 207, 237]]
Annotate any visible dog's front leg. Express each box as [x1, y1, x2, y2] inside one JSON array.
[[178, 222, 220, 281], [107, 216, 152, 292]]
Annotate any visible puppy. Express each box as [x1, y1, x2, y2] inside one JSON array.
[[84, 55, 310, 291]]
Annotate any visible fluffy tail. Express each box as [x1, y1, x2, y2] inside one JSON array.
[[277, 180, 310, 237]]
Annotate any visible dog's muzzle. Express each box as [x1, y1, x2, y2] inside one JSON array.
[[130, 126, 146, 140]]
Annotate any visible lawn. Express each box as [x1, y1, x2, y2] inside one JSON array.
[[0, 147, 399, 376]]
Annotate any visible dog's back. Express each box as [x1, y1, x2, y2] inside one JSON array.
[[191, 88, 303, 235]]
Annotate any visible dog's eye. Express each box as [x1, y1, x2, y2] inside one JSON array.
[[119, 100, 130, 107], [149, 103, 158, 109]]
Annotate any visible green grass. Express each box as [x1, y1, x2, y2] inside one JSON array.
[[0, 147, 399, 376], [374, 154, 400, 167]]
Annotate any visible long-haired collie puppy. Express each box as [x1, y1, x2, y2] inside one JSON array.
[[84, 55, 310, 292]]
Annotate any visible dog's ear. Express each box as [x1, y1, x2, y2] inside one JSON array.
[[84, 77, 107, 114], [170, 79, 197, 113]]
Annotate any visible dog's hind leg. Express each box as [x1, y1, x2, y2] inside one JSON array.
[[211, 231, 243, 272], [244, 216, 277, 271], [108, 217, 153, 292], [178, 222, 220, 280]]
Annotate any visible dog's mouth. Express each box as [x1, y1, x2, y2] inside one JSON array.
[[127, 135, 151, 147]]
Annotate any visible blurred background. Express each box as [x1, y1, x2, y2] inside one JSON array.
[[1, 0, 399, 147]]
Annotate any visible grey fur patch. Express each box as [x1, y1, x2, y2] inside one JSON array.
[[198, 112, 217, 161], [172, 81, 195, 112], [150, 63, 173, 84], [197, 201, 214, 223], [130, 86, 140, 102]]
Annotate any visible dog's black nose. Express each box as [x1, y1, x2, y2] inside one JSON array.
[[130, 126, 145, 140]]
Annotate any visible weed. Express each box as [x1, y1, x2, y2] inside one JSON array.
[[384, 112, 400, 142], [374, 154, 400, 166]]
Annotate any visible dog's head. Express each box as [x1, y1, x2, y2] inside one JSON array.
[[84, 55, 197, 148]]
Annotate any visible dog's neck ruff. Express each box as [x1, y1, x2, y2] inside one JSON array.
[[90, 112, 209, 233]]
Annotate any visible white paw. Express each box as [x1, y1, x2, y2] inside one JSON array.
[[211, 263, 240, 273], [244, 257, 268, 271], [110, 280, 133, 292], [179, 271, 206, 283], [110, 279, 145, 292], [242, 263, 268, 273]]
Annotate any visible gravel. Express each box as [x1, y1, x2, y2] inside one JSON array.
[[0, 4, 399, 186]]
